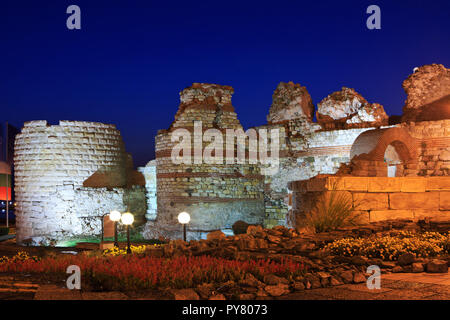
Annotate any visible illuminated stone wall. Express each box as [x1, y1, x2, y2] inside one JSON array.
[[144, 84, 264, 240], [289, 175, 450, 230], [14, 120, 146, 245]]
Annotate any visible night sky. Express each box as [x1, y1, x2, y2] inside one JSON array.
[[2, 0, 449, 167]]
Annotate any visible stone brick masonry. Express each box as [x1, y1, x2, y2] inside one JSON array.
[[289, 176, 450, 229], [14, 120, 146, 245]]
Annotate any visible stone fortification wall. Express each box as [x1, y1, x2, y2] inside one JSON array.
[[144, 84, 264, 240], [289, 175, 450, 230], [14, 120, 145, 245], [259, 82, 388, 228]]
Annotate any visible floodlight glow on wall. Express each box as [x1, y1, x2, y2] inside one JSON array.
[[109, 210, 121, 247], [121, 212, 134, 254], [178, 212, 190, 241]]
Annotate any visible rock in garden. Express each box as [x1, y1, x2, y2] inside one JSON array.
[[207, 230, 226, 240], [232, 220, 250, 235], [380, 261, 396, 269], [426, 259, 449, 273], [412, 263, 424, 273], [240, 273, 264, 288], [350, 256, 368, 266], [209, 294, 226, 300], [263, 274, 289, 285], [247, 225, 264, 237], [264, 284, 290, 297], [196, 283, 214, 299], [330, 276, 343, 286], [392, 266, 404, 273], [170, 289, 200, 300], [353, 272, 366, 283], [293, 281, 305, 291], [397, 253, 415, 266], [339, 270, 354, 284], [238, 293, 255, 300]]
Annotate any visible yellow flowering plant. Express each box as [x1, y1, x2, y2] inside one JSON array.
[[325, 231, 449, 261]]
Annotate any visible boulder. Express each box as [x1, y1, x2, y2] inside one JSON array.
[[209, 294, 226, 300], [392, 266, 404, 273], [293, 281, 305, 291], [412, 263, 424, 273], [426, 259, 448, 273], [196, 283, 214, 299], [264, 283, 290, 297], [169, 288, 200, 300], [207, 230, 226, 241], [339, 270, 354, 284], [232, 220, 250, 235], [397, 253, 415, 266], [263, 274, 289, 285], [247, 225, 264, 238], [353, 272, 366, 284]]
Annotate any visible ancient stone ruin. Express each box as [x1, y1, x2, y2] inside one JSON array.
[[14, 120, 146, 245], [13, 64, 450, 245]]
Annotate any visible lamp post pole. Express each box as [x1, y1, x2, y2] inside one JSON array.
[[114, 221, 119, 248], [183, 224, 187, 242], [126, 225, 131, 254]]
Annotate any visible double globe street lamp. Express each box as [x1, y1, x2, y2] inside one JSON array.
[[109, 210, 134, 254]]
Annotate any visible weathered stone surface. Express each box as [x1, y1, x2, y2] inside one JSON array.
[[263, 274, 288, 285], [339, 270, 354, 284], [367, 178, 402, 192], [402, 64, 450, 122], [389, 193, 439, 210], [207, 230, 226, 241], [209, 294, 226, 300], [353, 193, 388, 210], [169, 288, 200, 300], [264, 283, 290, 297], [14, 120, 146, 245], [369, 210, 413, 222], [267, 82, 315, 123], [426, 259, 448, 273], [232, 221, 251, 235], [397, 253, 415, 266], [440, 192, 450, 210], [317, 87, 388, 128], [353, 272, 366, 284], [412, 263, 424, 273]]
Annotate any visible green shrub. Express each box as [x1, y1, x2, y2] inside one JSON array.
[[304, 189, 360, 233]]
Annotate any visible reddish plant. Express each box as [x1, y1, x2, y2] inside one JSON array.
[[0, 254, 305, 291]]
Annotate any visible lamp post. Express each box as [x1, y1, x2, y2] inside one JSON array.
[[177, 212, 190, 242], [121, 212, 134, 254], [109, 210, 121, 248]]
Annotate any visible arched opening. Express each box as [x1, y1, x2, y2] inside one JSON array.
[[384, 143, 403, 177], [350, 128, 418, 177]]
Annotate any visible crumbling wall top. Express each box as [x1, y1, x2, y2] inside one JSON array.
[[267, 81, 315, 124]]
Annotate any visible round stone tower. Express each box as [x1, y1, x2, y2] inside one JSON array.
[[14, 120, 129, 244]]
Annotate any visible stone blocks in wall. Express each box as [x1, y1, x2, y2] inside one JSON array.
[[14, 120, 145, 245], [289, 175, 450, 229]]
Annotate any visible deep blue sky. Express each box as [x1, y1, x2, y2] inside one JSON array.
[[1, 0, 449, 166]]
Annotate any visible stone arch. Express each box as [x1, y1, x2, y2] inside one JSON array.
[[350, 127, 417, 162], [350, 127, 418, 177]]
